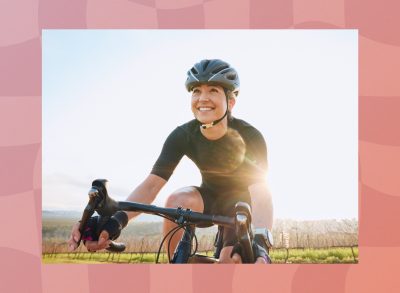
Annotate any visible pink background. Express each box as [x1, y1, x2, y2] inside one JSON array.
[[1, 0, 399, 292]]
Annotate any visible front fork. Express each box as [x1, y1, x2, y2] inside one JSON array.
[[171, 226, 195, 263]]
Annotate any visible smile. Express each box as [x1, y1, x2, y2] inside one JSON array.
[[197, 107, 215, 112]]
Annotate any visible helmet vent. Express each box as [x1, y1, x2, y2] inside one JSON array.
[[202, 60, 210, 70], [226, 73, 237, 80], [211, 65, 229, 74], [191, 68, 198, 74]]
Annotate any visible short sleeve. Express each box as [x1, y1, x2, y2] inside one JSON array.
[[150, 127, 187, 181], [247, 130, 268, 172], [243, 129, 268, 185]]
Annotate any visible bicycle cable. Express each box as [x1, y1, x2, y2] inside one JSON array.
[[156, 224, 185, 263], [192, 231, 198, 257], [166, 224, 199, 261], [166, 224, 192, 263], [152, 214, 201, 263]]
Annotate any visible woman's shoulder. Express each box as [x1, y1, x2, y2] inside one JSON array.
[[230, 117, 263, 137], [177, 119, 199, 134], [167, 119, 200, 142]]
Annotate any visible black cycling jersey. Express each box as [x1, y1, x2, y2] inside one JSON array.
[[151, 117, 268, 217]]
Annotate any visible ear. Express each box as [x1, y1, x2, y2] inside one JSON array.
[[228, 97, 236, 111]]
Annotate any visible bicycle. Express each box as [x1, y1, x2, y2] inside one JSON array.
[[76, 179, 266, 263]]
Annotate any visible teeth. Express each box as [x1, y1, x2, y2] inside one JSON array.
[[199, 107, 213, 111]]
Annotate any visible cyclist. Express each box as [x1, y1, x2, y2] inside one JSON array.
[[68, 59, 273, 264]]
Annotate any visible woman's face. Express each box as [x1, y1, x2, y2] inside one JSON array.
[[191, 84, 232, 124]]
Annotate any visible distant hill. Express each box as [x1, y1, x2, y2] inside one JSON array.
[[42, 210, 81, 219]]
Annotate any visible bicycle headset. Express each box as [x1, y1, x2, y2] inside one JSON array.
[[185, 59, 240, 130]]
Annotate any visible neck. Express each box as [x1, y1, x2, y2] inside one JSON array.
[[200, 117, 228, 140]]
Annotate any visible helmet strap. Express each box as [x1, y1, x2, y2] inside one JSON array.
[[199, 89, 229, 130]]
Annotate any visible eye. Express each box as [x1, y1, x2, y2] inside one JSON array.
[[210, 88, 219, 93], [192, 89, 200, 94]]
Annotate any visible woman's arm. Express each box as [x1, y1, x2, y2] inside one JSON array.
[[124, 174, 167, 220]]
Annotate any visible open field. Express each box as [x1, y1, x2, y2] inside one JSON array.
[[42, 247, 358, 264]]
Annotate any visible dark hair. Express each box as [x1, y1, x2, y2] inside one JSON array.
[[225, 90, 236, 121]]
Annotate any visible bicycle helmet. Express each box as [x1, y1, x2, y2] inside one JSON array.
[[185, 59, 240, 129]]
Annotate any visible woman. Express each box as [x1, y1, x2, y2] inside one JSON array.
[[68, 59, 273, 263]]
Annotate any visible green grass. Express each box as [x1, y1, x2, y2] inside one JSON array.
[[271, 247, 358, 264], [43, 252, 171, 264], [42, 247, 358, 264]]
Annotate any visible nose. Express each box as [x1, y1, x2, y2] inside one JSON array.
[[198, 92, 210, 102]]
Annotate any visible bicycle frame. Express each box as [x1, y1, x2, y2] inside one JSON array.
[[173, 226, 220, 264], [171, 225, 196, 263]]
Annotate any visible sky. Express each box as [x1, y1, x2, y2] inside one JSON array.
[[43, 30, 358, 220]]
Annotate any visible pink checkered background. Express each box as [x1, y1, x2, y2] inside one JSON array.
[[1, 0, 399, 292]]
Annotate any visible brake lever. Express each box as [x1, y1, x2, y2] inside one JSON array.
[[76, 188, 102, 248], [236, 213, 254, 263], [77, 182, 126, 252]]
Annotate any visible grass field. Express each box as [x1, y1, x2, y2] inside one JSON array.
[[271, 247, 358, 264], [42, 247, 358, 264]]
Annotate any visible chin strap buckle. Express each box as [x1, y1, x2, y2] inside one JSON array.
[[201, 122, 214, 129]]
